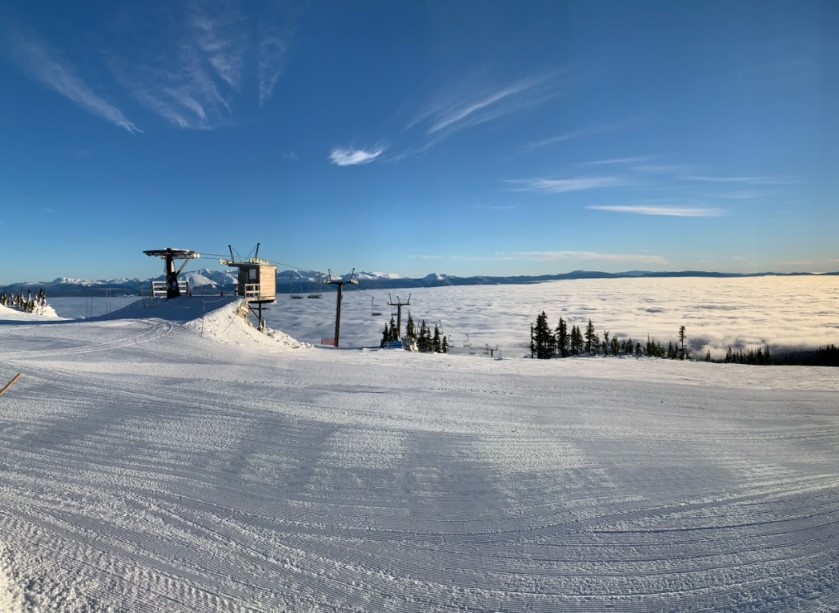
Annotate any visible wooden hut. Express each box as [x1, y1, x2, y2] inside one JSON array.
[[233, 259, 276, 303]]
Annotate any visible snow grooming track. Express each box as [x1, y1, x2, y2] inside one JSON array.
[[0, 301, 838, 611], [0, 319, 172, 359]]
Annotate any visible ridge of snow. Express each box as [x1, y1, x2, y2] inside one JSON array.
[[182, 299, 310, 351]]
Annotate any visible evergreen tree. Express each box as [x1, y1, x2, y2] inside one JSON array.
[[555, 317, 569, 357], [570, 325, 583, 355], [380, 322, 390, 348], [584, 319, 596, 354], [678, 325, 687, 360], [705, 350, 712, 362], [405, 312, 416, 342], [532, 311, 555, 359], [418, 320, 431, 352], [610, 336, 619, 356], [432, 325, 442, 353], [442, 336, 449, 354], [388, 316, 398, 341]]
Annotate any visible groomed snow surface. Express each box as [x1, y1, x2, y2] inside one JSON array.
[[1, 296, 838, 611]]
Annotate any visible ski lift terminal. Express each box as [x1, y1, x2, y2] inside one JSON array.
[[143, 247, 200, 299]]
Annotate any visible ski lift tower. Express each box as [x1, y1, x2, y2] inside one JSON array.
[[219, 244, 276, 332], [326, 268, 357, 347], [143, 247, 200, 299]]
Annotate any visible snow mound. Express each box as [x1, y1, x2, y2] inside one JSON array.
[[0, 303, 62, 321], [184, 299, 310, 351]]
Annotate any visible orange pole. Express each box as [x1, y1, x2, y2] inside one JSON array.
[[0, 373, 21, 398]]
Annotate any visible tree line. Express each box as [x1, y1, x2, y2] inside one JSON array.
[[530, 312, 688, 361], [381, 312, 449, 353], [0, 289, 47, 313], [530, 311, 837, 367]]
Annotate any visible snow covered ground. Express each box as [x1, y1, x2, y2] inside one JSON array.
[[1, 291, 838, 611]]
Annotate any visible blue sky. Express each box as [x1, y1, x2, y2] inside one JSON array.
[[1, 0, 836, 284]]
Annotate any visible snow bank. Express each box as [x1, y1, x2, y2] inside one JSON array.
[[182, 298, 310, 351], [0, 303, 62, 321]]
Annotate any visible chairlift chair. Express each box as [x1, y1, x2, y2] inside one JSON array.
[[289, 272, 304, 299], [371, 297, 383, 316], [307, 273, 323, 298]]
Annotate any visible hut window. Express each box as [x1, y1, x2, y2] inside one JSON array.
[[249, 268, 258, 280]]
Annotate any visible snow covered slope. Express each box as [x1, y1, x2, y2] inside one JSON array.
[[0, 297, 837, 611]]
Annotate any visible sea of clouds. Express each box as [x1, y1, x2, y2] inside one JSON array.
[[48, 276, 837, 359], [265, 276, 838, 359]]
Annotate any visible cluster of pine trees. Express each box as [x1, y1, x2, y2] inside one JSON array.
[[0, 289, 47, 313], [531, 311, 838, 367], [380, 312, 449, 353], [769, 345, 839, 367], [530, 312, 688, 360], [722, 346, 772, 365]]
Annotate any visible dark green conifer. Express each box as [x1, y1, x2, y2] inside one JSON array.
[[583, 320, 597, 354], [555, 317, 569, 357], [532, 311, 555, 359]]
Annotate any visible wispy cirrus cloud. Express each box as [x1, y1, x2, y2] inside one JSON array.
[[191, 4, 247, 92], [3, 3, 294, 132], [401, 72, 557, 156], [114, 2, 293, 129], [110, 3, 246, 129], [110, 45, 231, 130], [505, 175, 627, 194], [427, 75, 548, 135], [257, 2, 297, 108], [329, 147, 385, 166], [682, 174, 794, 185], [258, 28, 288, 107], [498, 250, 668, 265], [576, 154, 656, 167], [515, 120, 631, 156], [1, 20, 139, 133], [588, 205, 726, 217]]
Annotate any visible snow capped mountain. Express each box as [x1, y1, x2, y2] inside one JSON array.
[[4, 268, 837, 297], [354, 271, 402, 281], [181, 269, 236, 287], [423, 273, 450, 282], [52, 277, 95, 286], [181, 272, 218, 288]]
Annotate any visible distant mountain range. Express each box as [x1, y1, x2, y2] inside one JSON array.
[[2, 268, 837, 297]]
